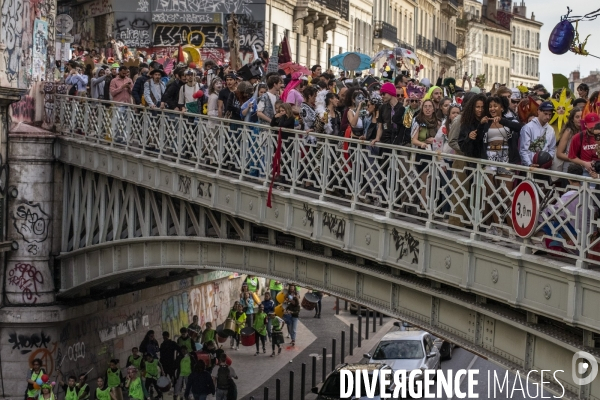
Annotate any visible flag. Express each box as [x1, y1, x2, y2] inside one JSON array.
[[279, 36, 292, 64], [177, 43, 185, 63], [267, 128, 283, 208]]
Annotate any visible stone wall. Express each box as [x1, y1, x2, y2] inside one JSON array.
[[0, 271, 244, 399]]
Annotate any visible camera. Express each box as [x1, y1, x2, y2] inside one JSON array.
[[592, 160, 600, 174]]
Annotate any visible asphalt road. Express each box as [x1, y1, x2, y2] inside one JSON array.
[[242, 296, 555, 400]]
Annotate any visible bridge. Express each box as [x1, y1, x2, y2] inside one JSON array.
[[47, 95, 600, 398]]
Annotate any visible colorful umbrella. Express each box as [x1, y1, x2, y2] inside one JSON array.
[[330, 52, 371, 71], [279, 62, 310, 76]]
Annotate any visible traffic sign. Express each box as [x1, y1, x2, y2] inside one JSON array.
[[511, 180, 540, 238], [56, 14, 73, 34]]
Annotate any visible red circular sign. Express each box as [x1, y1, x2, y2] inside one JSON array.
[[511, 180, 540, 238]]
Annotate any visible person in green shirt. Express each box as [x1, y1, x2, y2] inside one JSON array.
[[176, 328, 193, 353], [201, 322, 215, 344], [76, 373, 90, 400], [245, 275, 259, 293], [94, 377, 115, 400], [269, 280, 283, 305], [125, 367, 148, 400], [268, 311, 286, 357], [232, 303, 246, 350], [252, 304, 268, 355], [126, 348, 144, 370], [142, 353, 163, 399], [38, 384, 55, 400], [26, 358, 45, 400], [58, 373, 78, 400], [174, 346, 195, 400], [228, 301, 240, 348], [187, 315, 202, 345], [105, 359, 124, 389]]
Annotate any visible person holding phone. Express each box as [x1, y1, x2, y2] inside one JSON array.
[[109, 66, 133, 104]]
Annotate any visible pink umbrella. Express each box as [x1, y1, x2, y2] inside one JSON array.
[[279, 62, 310, 76]]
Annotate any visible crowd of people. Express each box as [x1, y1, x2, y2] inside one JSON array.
[[25, 277, 324, 400], [61, 50, 600, 255]]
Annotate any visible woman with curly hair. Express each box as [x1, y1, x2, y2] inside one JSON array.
[[553, 106, 583, 173], [358, 94, 383, 204]]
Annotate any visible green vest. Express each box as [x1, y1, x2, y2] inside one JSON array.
[[269, 280, 283, 291], [128, 378, 144, 400], [107, 368, 120, 388], [128, 355, 142, 369], [246, 277, 258, 292], [145, 359, 159, 379], [272, 317, 283, 332], [180, 355, 192, 377], [202, 329, 215, 344], [95, 387, 111, 400], [253, 312, 268, 336], [177, 337, 193, 353], [27, 370, 44, 398], [65, 386, 78, 400], [77, 384, 89, 400]]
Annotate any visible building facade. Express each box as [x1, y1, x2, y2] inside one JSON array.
[[455, 0, 484, 83], [481, 20, 511, 91], [569, 70, 600, 95], [509, 1, 542, 88]]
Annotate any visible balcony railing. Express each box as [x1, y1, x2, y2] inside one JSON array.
[[398, 41, 414, 52], [434, 38, 442, 53], [314, 0, 349, 19], [374, 20, 398, 43], [442, 40, 457, 58], [53, 95, 600, 267], [417, 34, 432, 53]]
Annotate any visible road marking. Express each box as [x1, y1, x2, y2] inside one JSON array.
[[447, 354, 478, 400]]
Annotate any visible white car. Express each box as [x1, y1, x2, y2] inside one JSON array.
[[364, 330, 441, 376]]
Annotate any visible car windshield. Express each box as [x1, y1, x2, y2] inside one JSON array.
[[372, 340, 424, 360], [320, 372, 386, 397]]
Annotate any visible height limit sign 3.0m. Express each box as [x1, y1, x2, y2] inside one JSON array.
[[511, 180, 540, 238]]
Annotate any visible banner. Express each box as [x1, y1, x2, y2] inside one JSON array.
[[32, 19, 48, 80]]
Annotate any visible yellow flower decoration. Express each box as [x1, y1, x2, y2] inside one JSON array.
[[549, 89, 573, 133], [203, 103, 208, 115], [517, 85, 529, 94]]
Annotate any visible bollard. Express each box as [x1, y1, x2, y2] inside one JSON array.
[[276, 379, 281, 400], [289, 370, 294, 400], [264, 387, 269, 400], [350, 324, 354, 355], [341, 331, 346, 364], [345, 300, 348, 310], [336, 298, 339, 315], [332, 338, 337, 372], [366, 310, 370, 340], [358, 316, 362, 348], [373, 311, 376, 333], [322, 348, 327, 382], [312, 356, 317, 388], [301, 363, 306, 400], [380, 312, 383, 326], [358, 304, 361, 316]]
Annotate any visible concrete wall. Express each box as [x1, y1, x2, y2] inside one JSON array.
[[1, 271, 244, 399]]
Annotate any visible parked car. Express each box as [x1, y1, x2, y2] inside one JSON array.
[[311, 363, 394, 399], [349, 303, 375, 315], [364, 330, 441, 376], [393, 321, 456, 360]]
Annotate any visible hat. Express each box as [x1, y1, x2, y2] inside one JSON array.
[[406, 82, 425, 99], [225, 73, 237, 80], [470, 87, 481, 94], [510, 88, 521, 100], [420, 78, 431, 88], [110, 63, 120, 69], [539, 101, 555, 112], [107, 57, 115, 64], [583, 113, 600, 129], [369, 93, 383, 105], [149, 69, 166, 77], [380, 82, 396, 97]]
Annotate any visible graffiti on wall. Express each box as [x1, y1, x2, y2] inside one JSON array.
[[10, 95, 36, 123], [12, 202, 51, 255], [153, 24, 225, 48], [161, 292, 189, 336], [7, 263, 44, 304], [115, 17, 151, 48], [32, 19, 48, 80], [154, 0, 252, 15], [9, 332, 52, 354], [234, 14, 265, 52]]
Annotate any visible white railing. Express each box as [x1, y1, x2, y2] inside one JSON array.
[[55, 95, 600, 267]]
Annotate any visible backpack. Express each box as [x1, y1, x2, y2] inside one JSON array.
[[216, 365, 230, 389]]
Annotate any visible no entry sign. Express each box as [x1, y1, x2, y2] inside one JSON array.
[[511, 180, 540, 238]]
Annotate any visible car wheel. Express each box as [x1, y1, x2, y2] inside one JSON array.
[[446, 346, 453, 360]]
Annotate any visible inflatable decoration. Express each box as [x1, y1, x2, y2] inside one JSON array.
[[550, 89, 573, 133], [549, 7, 600, 59]]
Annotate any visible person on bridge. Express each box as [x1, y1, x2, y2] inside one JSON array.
[[109, 66, 133, 105], [159, 332, 178, 382], [25, 358, 45, 400], [126, 348, 144, 370], [177, 327, 194, 353], [253, 304, 268, 355], [184, 360, 214, 400], [173, 346, 195, 400], [94, 378, 114, 400], [142, 353, 163, 399]]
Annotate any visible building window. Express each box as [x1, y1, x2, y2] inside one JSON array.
[[484, 63, 488, 77], [512, 27, 516, 45], [511, 53, 515, 70], [495, 65, 498, 82], [516, 27, 520, 48], [404, 14, 407, 41], [484, 35, 488, 54], [471, 60, 476, 75], [500, 67, 504, 83], [495, 37, 499, 56], [500, 39, 504, 57], [506, 40, 509, 59], [525, 30, 530, 49]]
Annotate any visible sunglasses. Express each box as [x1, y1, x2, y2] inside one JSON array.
[[511, 100, 520, 104], [410, 100, 420, 103]]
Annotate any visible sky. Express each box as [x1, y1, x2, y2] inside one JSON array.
[[524, 0, 600, 88]]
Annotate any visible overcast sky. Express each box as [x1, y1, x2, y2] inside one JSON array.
[[524, 0, 600, 88]]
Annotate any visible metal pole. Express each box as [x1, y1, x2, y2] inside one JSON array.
[[301, 363, 306, 400], [366, 310, 370, 340], [264, 387, 269, 400], [373, 311, 376, 333], [336, 297, 339, 315], [312, 356, 317, 388], [358, 305, 361, 317], [332, 338, 337, 372], [380, 312, 383, 326], [358, 316, 362, 348], [350, 323, 354, 355], [289, 370, 294, 400], [276, 379, 281, 400], [341, 331, 346, 363], [344, 300, 348, 310], [322, 348, 327, 382]]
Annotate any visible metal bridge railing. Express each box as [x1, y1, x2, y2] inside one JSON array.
[[55, 95, 600, 267]]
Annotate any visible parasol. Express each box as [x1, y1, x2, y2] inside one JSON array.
[[330, 52, 371, 71], [279, 62, 311, 76]]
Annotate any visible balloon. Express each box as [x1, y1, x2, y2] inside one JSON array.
[[41, 374, 49, 383], [548, 20, 575, 55], [51, 382, 56, 386], [36, 378, 43, 385], [33, 384, 40, 390]]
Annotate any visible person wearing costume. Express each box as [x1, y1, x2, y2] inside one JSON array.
[[124, 367, 149, 400], [38, 383, 56, 400], [26, 358, 46, 400]]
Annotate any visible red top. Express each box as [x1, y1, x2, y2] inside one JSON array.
[[568, 132, 598, 162]]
